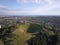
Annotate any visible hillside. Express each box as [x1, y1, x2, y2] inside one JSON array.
[[0, 22, 60, 45], [12, 22, 58, 45], [12, 23, 32, 45]]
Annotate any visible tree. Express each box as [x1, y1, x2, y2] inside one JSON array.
[[0, 25, 15, 45]]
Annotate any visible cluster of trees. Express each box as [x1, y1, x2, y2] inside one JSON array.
[[27, 23, 59, 45], [0, 24, 15, 45], [27, 31, 58, 45]]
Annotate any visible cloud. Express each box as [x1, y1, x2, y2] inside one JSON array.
[[16, 0, 58, 5], [16, 0, 43, 4], [0, 2, 60, 16]]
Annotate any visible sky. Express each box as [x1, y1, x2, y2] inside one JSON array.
[[0, 0, 60, 16]]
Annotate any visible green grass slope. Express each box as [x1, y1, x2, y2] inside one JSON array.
[[12, 23, 32, 45]]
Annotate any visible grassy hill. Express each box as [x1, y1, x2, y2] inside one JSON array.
[[12, 23, 32, 45], [12, 22, 57, 45], [0, 22, 59, 45]]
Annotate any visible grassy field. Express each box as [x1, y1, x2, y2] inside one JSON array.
[[12, 23, 32, 45], [0, 40, 4, 45]]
